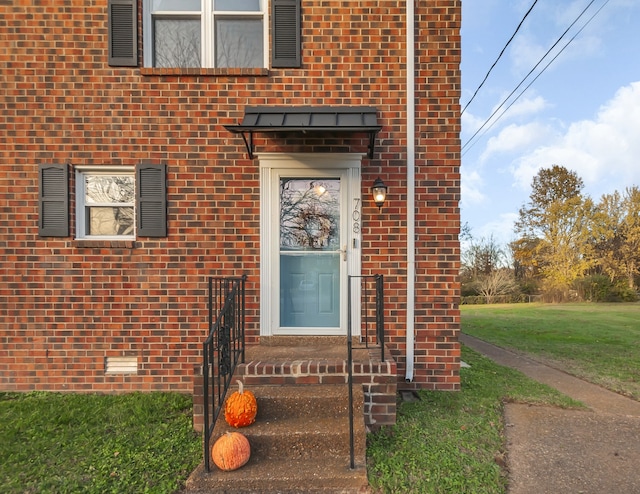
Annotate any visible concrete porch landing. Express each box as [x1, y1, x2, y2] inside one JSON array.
[[239, 336, 398, 430], [247, 335, 372, 360]]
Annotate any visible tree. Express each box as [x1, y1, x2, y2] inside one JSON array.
[[460, 221, 473, 242], [538, 196, 595, 293], [461, 235, 508, 280], [475, 268, 519, 304], [593, 187, 640, 290], [461, 235, 515, 300], [510, 236, 542, 283], [515, 164, 585, 238], [514, 165, 594, 297]]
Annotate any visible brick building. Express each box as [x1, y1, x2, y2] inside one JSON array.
[[1, 0, 461, 411]]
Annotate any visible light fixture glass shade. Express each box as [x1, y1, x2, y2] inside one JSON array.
[[371, 177, 387, 211]]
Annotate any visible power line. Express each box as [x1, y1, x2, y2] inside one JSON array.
[[463, 0, 612, 156], [461, 0, 540, 116], [462, 0, 602, 154]]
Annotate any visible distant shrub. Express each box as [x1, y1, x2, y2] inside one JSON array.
[[608, 282, 638, 302], [573, 275, 638, 302], [574, 275, 611, 302]]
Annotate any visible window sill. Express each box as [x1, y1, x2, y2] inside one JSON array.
[[140, 67, 270, 77], [74, 240, 137, 249]]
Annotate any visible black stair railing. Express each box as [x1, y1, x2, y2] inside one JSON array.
[[202, 275, 247, 472], [347, 274, 384, 469]]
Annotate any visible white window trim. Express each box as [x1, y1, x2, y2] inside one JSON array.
[[142, 0, 269, 69], [75, 166, 136, 240]]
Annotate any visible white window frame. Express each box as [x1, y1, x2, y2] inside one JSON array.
[[143, 0, 269, 69], [75, 166, 136, 240]]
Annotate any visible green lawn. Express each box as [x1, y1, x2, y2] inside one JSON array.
[[0, 392, 201, 494], [366, 346, 580, 493], [462, 302, 640, 400]]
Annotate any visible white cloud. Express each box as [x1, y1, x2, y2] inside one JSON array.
[[510, 81, 640, 195], [476, 212, 519, 247], [510, 33, 546, 76], [500, 94, 549, 119], [464, 94, 549, 154], [481, 120, 554, 162], [461, 111, 485, 139], [461, 168, 486, 208]]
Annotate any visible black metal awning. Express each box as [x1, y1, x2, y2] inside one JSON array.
[[223, 106, 382, 159]]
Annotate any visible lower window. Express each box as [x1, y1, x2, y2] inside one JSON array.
[[75, 167, 135, 239]]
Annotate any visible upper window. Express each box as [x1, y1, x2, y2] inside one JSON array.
[[143, 0, 267, 68], [108, 0, 300, 69]]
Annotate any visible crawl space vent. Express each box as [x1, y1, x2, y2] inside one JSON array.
[[105, 356, 138, 375]]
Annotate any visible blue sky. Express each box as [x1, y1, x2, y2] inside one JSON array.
[[461, 0, 640, 246]]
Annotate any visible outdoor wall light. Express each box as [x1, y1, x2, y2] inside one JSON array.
[[371, 177, 387, 211]]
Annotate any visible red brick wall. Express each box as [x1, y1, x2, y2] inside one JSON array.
[[411, 1, 462, 390], [0, 1, 461, 393]]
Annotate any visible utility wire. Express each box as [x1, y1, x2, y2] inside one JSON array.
[[462, 0, 600, 154], [463, 0, 611, 157], [461, 0, 539, 116]]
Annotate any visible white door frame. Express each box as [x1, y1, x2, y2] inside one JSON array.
[[258, 153, 364, 337]]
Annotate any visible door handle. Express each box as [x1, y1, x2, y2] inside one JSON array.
[[339, 245, 347, 261]]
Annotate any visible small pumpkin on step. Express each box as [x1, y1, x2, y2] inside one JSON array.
[[224, 380, 258, 428], [211, 432, 251, 471]]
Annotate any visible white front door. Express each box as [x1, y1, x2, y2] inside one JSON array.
[[259, 154, 363, 336]]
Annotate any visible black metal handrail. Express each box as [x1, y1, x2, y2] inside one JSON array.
[[202, 275, 247, 472], [347, 274, 384, 469]]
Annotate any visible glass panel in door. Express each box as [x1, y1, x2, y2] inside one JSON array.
[[279, 178, 341, 329]]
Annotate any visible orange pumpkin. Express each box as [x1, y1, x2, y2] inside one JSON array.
[[224, 380, 258, 428], [211, 432, 251, 471]]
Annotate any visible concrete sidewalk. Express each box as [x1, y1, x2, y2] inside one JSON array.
[[460, 333, 640, 494]]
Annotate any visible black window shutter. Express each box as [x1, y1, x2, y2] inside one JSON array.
[[108, 0, 138, 67], [136, 164, 167, 237], [272, 0, 301, 68], [38, 164, 69, 237]]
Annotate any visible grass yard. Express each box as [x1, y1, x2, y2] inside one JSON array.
[[366, 346, 580, 493], [461, 302, 640, 400], [0, 392, 201, 494]]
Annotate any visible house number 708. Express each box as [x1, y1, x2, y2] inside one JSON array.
[[352, 198, 361, 234]]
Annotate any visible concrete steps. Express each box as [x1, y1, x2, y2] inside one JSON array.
[[185, 384, 369, 494]]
